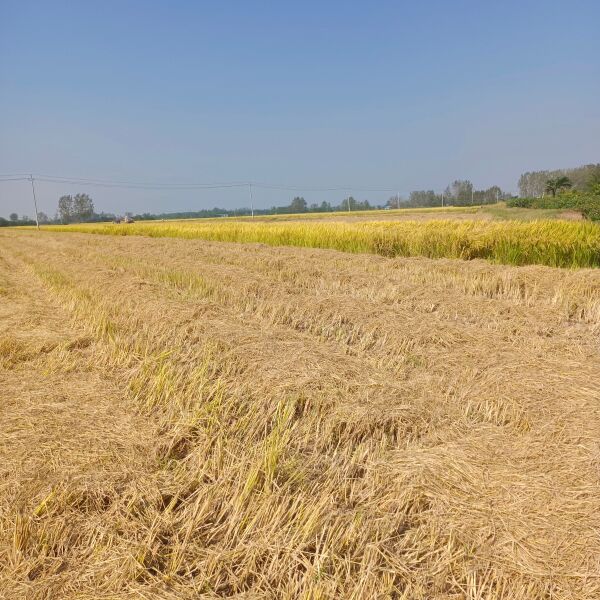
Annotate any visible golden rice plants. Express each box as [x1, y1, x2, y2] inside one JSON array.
[[44, 218, 600, 268]]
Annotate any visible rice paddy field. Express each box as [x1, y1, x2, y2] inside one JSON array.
[[1, 215, 600, 598], [46, 210, 600, 268]]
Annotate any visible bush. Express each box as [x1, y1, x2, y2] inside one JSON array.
[[507, 193, 600, 221], [507, 198, 534, 208]]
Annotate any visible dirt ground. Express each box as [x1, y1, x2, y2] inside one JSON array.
[[1, 230, 599, 599]]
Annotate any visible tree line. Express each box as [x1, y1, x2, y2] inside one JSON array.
[[391, 181, 508, 209], [127, 197, 376, 221], [2, 163, 598, 224], [518, 163, 600, 197]]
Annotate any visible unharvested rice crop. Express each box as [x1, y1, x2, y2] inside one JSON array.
[[46, 218, 600, 268], [1, 229, 600, 599]]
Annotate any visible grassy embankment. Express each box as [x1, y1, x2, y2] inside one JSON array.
[[507, 193, 600, 221]]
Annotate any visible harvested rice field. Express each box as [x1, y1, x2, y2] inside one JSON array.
[[1, 229, 600, 599]]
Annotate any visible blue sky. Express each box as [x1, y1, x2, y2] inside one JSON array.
[[1, 0, 599, 217]]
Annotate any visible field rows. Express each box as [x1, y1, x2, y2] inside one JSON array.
[[1, 230, 600, 598]]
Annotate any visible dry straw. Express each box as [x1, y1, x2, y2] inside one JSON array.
[[1, 230, 600, 598]]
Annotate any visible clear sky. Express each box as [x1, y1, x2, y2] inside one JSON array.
[[1, 0, 599, 217]]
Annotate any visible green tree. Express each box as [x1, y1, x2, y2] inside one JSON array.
[[58, 195, 73, 223], [590, 183, 600, 195], [289, 197, 307, 213], [519, 171, 550, 197], [72, 193, 95, 221], [519, 164, 600, 196], [545, 176, 572, 197], [444, 180, 473, 205], [408, 190, 438, 207], [9, 213, 18, 222], [585, 166, 600, 193], [485, 186, 502, 203]]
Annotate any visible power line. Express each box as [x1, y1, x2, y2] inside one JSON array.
[[34, 177, 250, 190], [0, 173, 406, 193], [244, 181, 404, 192], [34, 174, 248, 186]]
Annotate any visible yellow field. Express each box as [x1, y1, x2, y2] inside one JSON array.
[[43, 214, 600, 268], [1, 228, 600, 598]]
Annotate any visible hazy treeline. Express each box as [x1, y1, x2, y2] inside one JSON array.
[[0, 213, 40, 227], [392, 181, 508, 209], [518, 164, 600, 197], [3, 162, 599, 223], [0, 195, 379, 225], [130, 197, 376, 221]]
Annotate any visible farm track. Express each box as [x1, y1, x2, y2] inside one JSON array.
[[1, 230, 600, 599]]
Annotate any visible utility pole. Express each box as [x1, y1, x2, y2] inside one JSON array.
[[441, 192, 444, 208], [347, 196, 351, 212], [397, 192, 400, 209], [29, 174, 40, 230], [249, 183, 254, 218]]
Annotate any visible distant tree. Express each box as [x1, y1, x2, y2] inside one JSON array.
[[545, 176, 572, 197], [37, 211, 50, 224], [387, 195, 407, 208], [444, 180, 474, 205], [484, 185, 502, 203], [289, 197, 307, 212], [564, 163, 600, 191], [9, 213, 18, 222], [0, 217, 8, 227], [408, 190, 439, 207], [58, 195, 73, 223], [519, 171, 549, 197], [585, 166, 600, 193], [72, 193, 94, 221], [519, 164, 600, 197]]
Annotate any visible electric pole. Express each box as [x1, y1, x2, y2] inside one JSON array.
[[29, 174, 40, 230], [249, 183, 254, 218]]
